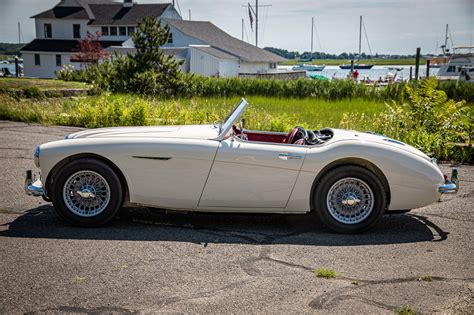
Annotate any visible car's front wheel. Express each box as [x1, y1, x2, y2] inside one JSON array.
[[52, 158, 123, 227], [314, 165, 386, 233]]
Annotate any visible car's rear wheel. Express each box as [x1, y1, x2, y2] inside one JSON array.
[[314, 165, 386, 233], [52, 158, 123, 227]]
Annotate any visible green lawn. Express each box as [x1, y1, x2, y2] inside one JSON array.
[[0, 77, 89, 90], [282, 58, 425, 66]]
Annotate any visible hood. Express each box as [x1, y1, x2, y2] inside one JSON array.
[[330, 129, 431, 161], [66, 125, 220, 140]]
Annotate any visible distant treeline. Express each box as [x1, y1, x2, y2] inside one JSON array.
[[0, 43, 25, 56], [263, 47, 423, 60]]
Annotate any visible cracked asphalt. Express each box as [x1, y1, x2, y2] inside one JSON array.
[[0, 120, 472, 314]]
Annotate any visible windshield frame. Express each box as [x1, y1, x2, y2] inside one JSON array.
[[215, 98, 248, 140]]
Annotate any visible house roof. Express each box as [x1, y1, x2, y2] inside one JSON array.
[[21, 39, 124, 53], [191, 46, 237, 60], [164, 19, 286, 63], [88, 4, 171, 25], [32, 2, 172, 26]]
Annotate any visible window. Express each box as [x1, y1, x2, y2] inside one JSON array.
[[119, 26, 126, 36], [73, 24, 81, 38], [110, 27, 117, 36], [167, 33, 173, 44], [127, 26, 135, 35], [270, 63, 276, 69], [56, 54, 61, 67], [101, 26, 109, 36], [34, 54, 40, 66], [44, 24, 52, 38]]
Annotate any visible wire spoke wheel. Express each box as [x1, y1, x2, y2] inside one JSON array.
[[326, 177, 374, 225], [62, 170, 111, 217]]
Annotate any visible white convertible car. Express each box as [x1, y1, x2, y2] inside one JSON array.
[[25, 99, 459, 233]]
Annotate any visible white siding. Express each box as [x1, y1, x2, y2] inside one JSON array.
[[35, 18, 89, 40], [23, 52, 77, 78], [190, 48, 219, 77], [238, 62, 271, 74], [218, 60, 239, 77], [163, 26, 206, 48]]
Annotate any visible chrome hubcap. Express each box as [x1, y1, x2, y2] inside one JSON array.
[[326, 177, 374, 224], [63, 171, 110, 217]]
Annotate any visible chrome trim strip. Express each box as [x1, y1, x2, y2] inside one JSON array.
[[132, 156, 172, 161]]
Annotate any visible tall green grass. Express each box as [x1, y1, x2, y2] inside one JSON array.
[[0, 94, 385, 132]]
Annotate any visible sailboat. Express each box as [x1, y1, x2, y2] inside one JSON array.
[[339, 16, 374, 70], [293, 17, 325, 72]]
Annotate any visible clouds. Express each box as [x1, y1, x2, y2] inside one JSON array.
[[0, 0, 472, 54]]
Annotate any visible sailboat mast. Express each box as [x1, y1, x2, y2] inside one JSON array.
[[311, 17, 314, 59], [444, 24, 449, 53], [358, 16, 362, 59]]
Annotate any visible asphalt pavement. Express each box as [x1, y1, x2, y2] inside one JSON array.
[[0, 120, 472, 314]]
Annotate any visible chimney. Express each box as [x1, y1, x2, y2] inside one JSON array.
[[123, 0, 133, 8]]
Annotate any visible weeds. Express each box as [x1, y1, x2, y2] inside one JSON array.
[[314, 268, 338, 279], [396, 305, 416, 315]]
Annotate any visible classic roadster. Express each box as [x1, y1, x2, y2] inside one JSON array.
[[25, 99, 458, 233]]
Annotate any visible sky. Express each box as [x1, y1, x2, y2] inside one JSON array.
[[0, 0, 473, 55]]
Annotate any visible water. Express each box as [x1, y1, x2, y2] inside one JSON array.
[[279, 65, 439, 81], [0, 63, 20, 76]]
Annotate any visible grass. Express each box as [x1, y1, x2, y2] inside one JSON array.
[[420, 275, 433, 282], [282, 58, 425, 66], [396, 305, 416, 315], [0, 94, 385, 131], [314, 268, 338, 279], [0, 77, 89, 90]]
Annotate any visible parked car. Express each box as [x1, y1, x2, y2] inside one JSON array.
[[25, 99, 459, 233]]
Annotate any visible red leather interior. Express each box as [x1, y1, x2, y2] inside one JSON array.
[[232, 125, 299, 144], [283, 127, 299, 144], [246, 131, 287, 143]]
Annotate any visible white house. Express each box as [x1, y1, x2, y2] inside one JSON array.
[[22, 0, 285, 78]]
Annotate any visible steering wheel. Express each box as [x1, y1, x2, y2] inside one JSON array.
[[284, 126, 308, 144]]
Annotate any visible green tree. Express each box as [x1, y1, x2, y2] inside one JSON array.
[[116, 16, 184, 96]]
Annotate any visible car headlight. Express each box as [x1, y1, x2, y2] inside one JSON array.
[[34, 146, 40, 167]]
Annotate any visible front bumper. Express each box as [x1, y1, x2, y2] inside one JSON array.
[[24, 170, 44, 197], [438, 167, 459, 194]]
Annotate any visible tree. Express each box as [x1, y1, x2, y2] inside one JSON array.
[[72, 31, 109, 66], [113, 16, 184, 96]]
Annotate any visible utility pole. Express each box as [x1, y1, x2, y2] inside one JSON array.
[[242, 18, 244, 41], [18, 22, 21, 44], [358, 16, 362, 59], [243, 1, 271, 47], [256, 0, 258, 47], [310, 17, 314, 58], [188, 9, 191, 20]]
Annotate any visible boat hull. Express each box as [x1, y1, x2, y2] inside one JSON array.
[[339, 64, 374, 70]]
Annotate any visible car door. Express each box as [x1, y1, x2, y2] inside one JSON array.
[[198, 137, 307, 209]]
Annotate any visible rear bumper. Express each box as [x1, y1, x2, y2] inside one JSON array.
[[438, 167, 459, 194], [24, 170, 44, 197]]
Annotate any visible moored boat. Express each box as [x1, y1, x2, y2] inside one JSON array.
[[339, 64, 374, 70], [436, 46, 474, 81], [293, 64, 325, 71]]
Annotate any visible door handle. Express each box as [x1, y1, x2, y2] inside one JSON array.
[[278, 152, 303, 160]]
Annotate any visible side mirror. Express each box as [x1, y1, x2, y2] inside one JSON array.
[[239, 118, 246, 131]]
